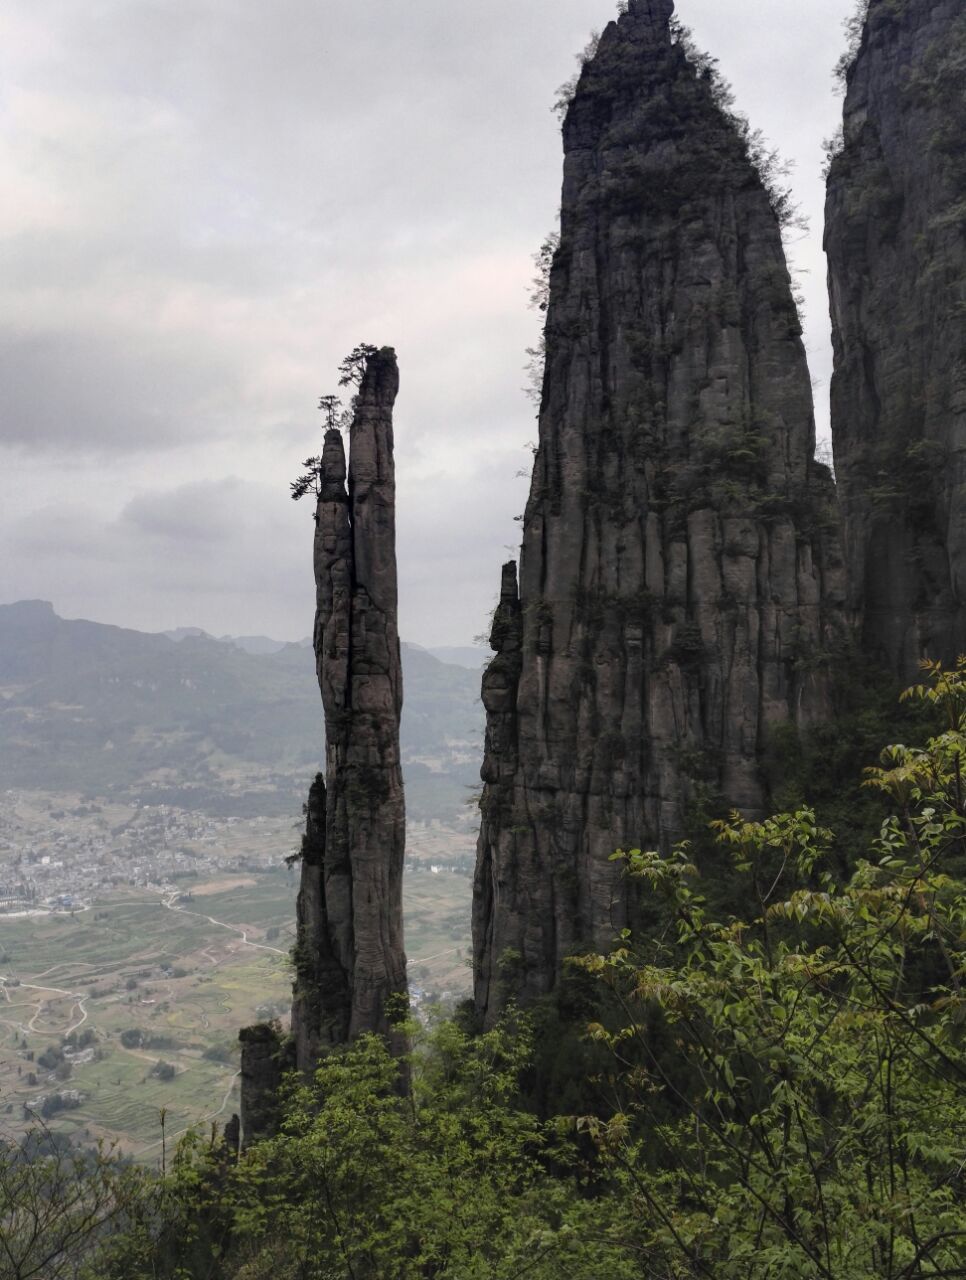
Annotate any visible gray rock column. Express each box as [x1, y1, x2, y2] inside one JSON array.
[[473, 0, 845, 1025], [826, 0, 966, 680], [291, 347, 408, 1071], [239, 1022, 294, 1145]]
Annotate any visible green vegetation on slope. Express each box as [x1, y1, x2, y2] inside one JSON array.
[[0, 880, 296, 1152]]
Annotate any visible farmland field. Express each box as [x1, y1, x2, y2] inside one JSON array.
[[0, 855, 472, 1159]]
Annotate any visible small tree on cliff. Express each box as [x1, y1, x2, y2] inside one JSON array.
[[289, 396, 342, 503], [289, 345, 378, 505], [835, 0, 871, 87], [337, 343, 378, 390], [524, 230, 559, 410]]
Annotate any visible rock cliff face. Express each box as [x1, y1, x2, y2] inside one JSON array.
[[473, 0, 845, 1025], [290, 347, 408, 1070], [826, 0, 966, 680]]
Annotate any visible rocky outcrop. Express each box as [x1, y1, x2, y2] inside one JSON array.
[[239, 1023, 293, 1145], [826, 0, 966, 680], [290, 347, 408, 1071], [473, 0, 845, 1025]]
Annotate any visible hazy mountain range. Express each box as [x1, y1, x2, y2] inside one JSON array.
[[0, 600, 485, 822], [162, 627, 487, 670]]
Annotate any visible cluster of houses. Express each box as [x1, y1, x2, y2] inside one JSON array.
[[0, 792, 287, 913]]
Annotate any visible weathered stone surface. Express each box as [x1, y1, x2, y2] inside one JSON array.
[[239, 1022, 294, 1146], [222, 1112, 240, 1160], [473, 0, 845, 1025], [290, 347, 408, 1071], [826, 0, 966, 680]]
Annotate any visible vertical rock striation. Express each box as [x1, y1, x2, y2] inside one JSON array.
[[473, 0, 845, 1025], [826, 0, 966, 680], [290, 346, 408, 1071]]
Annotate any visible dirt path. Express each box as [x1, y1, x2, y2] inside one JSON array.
[[410, 946, 461, 966], [30, 962, 96, 981], [0, 974, 89, 1039], [160, 894, 286, 957], [63, 999, 88, 1036]]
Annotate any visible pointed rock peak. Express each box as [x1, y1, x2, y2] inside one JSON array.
[[620, 0, 674, 34], [489, 563, 522, 653], [574, 0, 677, 109], [322, 426, 345, 464], [472, 0, 844, 1032], [499, 561, 519, 606], [288, 346, 406, 1076], [320, 427, 347, 502], [359, 345, 399, 407], [593, 0, 674, 60]]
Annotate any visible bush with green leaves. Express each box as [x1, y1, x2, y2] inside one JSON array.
[[577, 659, 966, 1278], [0, 1126, 148, 1280], [91, 1013, 637, 1279]]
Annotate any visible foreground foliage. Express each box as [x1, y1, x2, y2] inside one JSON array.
[[0, 1128, 148, 1280], [6, 663, 966, 1277], [81, 1016, 636, 1279], [580, 659, 966, 1277]]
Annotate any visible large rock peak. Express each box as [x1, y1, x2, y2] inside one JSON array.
[[826, 0, 966, 678], [472, 15, 845, 1025], [625, 0, 674, 20]]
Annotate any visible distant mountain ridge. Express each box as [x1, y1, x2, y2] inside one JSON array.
[[164, 627, 484, 668], [0, 601, 483, 822], [424, 646, 487, 670], [162, 627, 312, 656]]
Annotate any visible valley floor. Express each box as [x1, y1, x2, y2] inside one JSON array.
[[0, 792, 473, 1158]]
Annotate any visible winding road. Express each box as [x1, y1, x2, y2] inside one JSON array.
[[0, 973, 89, 1039]]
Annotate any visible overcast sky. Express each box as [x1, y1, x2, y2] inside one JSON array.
[[0, 0, 857, 648]]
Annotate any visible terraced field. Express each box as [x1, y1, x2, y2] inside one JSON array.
[[404, 869, 474, 993], [0, 874, 296, 1157], [0, 859, 472, 1159]]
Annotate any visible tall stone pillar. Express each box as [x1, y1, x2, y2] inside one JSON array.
[[241, 348, 407, 1145], [292, 347, 408, 1068]]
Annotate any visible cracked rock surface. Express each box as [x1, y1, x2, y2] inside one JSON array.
[[290, 347, 408, 1070], [473, 0, 845, 1026], [826, 0, 966, 680]]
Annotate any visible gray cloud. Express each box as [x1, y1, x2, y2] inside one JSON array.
[[3, 478, 308, 631], [0, 330, 240, 452], [0, 0, 858, 642], [0, 453, 526, 646], [119, 479, 244, 545]]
